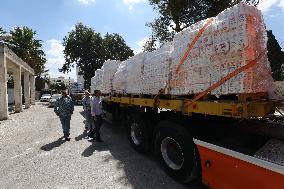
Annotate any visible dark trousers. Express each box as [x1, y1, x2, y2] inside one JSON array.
[[60, 116, 71, 138], [84, 110, 94, 130], [89, 115, 103, 138]]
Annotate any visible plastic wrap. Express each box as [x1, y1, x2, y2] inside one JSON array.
[[169, 3, 274, 95], [95, 3, 275, 96], [113, 61, 127, 93], [141, 42, 173, 94], [125, 53, 146, 94], [101, 60, 120, 93]]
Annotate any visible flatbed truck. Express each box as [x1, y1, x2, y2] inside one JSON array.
[[102, 93, 284, 189]]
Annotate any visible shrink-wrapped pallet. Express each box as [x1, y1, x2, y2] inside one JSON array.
[[90, 76, 95, 94], [101, 60, 120, 93], [91, 69, 102, 93], [169, 3, 274, 96], [141, 42, 173, 94], [96, 3, 274, 96], [126, 53, 146, 94], [113, 61, 127, 93]]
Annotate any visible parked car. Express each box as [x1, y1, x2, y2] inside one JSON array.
[[48, 94, 62, 107], [40, 94, 51, 102]]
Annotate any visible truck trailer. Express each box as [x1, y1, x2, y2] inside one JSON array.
[[102, 93, 284, 189], [89, 3, 284, 188]]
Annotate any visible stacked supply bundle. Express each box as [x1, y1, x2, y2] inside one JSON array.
[[126, 53, 146, 94], [90, 76, 95, 94], [169, 3, 274, 96], [101, 60, 120, 94], [91, 69, 103, 92], [113, 61, 128, 94], [141, 42, 173, 94]]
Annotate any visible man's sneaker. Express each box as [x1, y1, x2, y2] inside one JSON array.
[[65, 137, 71, 141]]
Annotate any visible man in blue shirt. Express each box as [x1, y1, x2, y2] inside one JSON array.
[[54, 90, 74, 141]]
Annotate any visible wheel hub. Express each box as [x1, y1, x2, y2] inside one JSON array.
[[161, 137, 184, 170]]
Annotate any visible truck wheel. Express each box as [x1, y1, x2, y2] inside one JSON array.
[[154, 121, 199, 183], [127, 113, 150, 153]]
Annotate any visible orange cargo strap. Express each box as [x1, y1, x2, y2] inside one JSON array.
[[184, 55, 262, 109], [153, 18, 214, 107], [175, 18, 215, 74]]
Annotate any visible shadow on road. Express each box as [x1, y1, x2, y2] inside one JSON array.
[[40, 137, 66, 151], [80, 121, 205, 189], [81, 140, 109, 157], [75, 129, 88, 141]]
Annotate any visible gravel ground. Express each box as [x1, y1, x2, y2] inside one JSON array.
[[0, 103, 202, 189]]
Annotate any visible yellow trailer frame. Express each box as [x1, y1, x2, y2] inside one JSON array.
[[107, 97, 274, 118]]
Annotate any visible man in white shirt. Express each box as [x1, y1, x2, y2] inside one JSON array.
[[88, 90, 103, 142]]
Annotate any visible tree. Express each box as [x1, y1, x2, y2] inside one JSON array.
[[61, 23, 105, 88], [267, 30, 284, 81], [0, 27, 6, 36], [61, 23, 134, 88], [4, 26, 47, 76], [147, 0, 258, 45], [103, 33, 134, 60], [142, 36, 157, 52]]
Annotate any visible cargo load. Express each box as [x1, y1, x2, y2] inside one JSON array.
[[141, 43, 173, 94], [100, 60, 120, 94], [91, 69, 102, 92], [92, 3, 275, 96], [169, 3, 274, 95], [113, 61, 127, 94], [125, 52, 146, 94]]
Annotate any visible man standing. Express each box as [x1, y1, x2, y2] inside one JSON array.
[[81, 90, 93, 130], [54, 90, 74, 141], [89, 90, 103, 142]]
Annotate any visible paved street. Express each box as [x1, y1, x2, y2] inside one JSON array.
[[0, 103, 197, 189]]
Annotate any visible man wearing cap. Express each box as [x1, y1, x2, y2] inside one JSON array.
[[54, 90, 74, 141]]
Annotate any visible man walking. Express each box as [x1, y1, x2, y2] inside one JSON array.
[[82, 90, 93, 130], [54, 90, 74, 141], [89, 90, 103, 142]]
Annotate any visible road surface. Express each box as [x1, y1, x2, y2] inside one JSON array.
[[0, 103, 203, 189]]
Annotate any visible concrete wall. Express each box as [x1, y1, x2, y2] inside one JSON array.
[[7, 88, 14, 104]]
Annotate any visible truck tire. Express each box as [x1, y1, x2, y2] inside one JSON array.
[[127, 112, 150, 153], [154, 121, 200, 183]]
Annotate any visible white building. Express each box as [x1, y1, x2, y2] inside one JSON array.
[[70, 82, 84, 93], [76, 66, 84, 85], [49, 76, 74, 86]]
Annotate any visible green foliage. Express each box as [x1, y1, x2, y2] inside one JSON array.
[[35, 73, 50, 91], [4, 26, 47, 76], [0, 27, 6, 36], [103, 33, 134, 60], [142, 36, 157, 52], [61, 23, 134, 88], [147, 0, 259, 45], [61, 23, 105, 88], [267, 30, 284, 81]]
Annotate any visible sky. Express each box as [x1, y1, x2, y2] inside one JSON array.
[[0, 0, 283, 80]]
